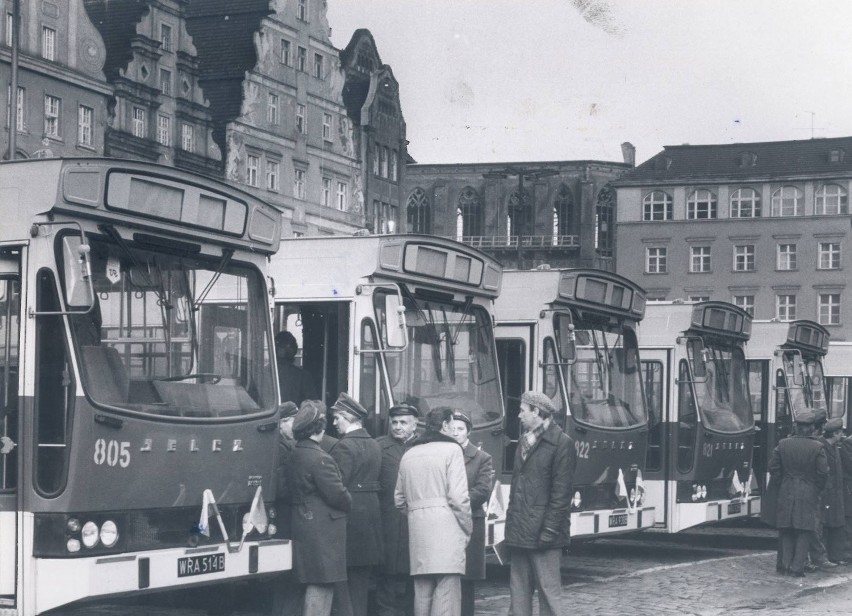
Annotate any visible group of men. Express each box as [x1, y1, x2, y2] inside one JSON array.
[[765, 409, 852, 577]]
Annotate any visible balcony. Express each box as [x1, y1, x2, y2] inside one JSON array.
[[455, 235, 580, 250]]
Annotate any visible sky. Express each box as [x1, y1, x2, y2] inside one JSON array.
[[327, 0, 852, 166]]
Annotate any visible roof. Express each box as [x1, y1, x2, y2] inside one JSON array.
[[616, 136, 852, 185]]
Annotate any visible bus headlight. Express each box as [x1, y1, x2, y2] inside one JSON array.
[[267, 523, 277, 537], [81, 521, 99, 548], [267, 506, 276, 520], [100, 520, 119, 547], [66, 538, 81, 553], [700, 485, 707, 499], [66, 517, 81, 533]]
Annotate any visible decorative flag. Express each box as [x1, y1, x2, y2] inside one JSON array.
[[730, 470, 744, 497], [616, 468, 629, 502], [198, 488, 215, 537], [486, 481, 506, 521], [248, 486, 268, 535]]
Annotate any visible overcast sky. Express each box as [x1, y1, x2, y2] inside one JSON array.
[[327, 0, 852, 166]]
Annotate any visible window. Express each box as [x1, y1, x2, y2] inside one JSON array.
[[819, 294, 841, 325], [281, 39, 291, 65], [733, 295, 755, 316], [372, 144, 380, 175], [246, 154, 259, 187], [687, 189, 717, 219], [294, 168, 306, 199], [771, 186, 803, 217], [160, 68, 172, 95], [730, 188, 760, 218], [642, 191, 673, 221], [391, 150, 399, 182], [77, 105, 93, 146], [381, 147, 389, 178], [5, 13, 12, 47], [295, 103, 305, 134], [322, 112, 332, 141], [42, 26, 55, 61], [181, 123, 193, 152], [816, 184, 849, 215], [733, 245, 755, 272], [160, 23, 173, 52], [266, 161, 280, 191], [321, 177, 331, 207], [407, 188, 430, 234], [132, 107, 146, 138], [44, 95, 60, 138], [268, 92, 279, 126], [336, 181, 348, 211], [646, 247, 667, 273], [314, 53, 324, 79], [776, 295, 797, 322], [819, 242, 841, 270], [690, 246, 711, 273], [777, 244, 797, 271], [297, 46, 307, 72], [297, 0, 308, 21], [7, 86, 24, 131], [689, 296, 710, 302], [156, 114, 170, 146]]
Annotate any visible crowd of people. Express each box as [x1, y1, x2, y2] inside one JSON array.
[[274, 389, 576, 616], [764, 409, 852, 577]]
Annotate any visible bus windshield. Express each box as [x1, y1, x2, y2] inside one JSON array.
[[560, 325, 648, 429], [688, 338, 753, 433], [782, 351, 829, 419], [67, 235, 275, 418], [380, 293, 502, 427]]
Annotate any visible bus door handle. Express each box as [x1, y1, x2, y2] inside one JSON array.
[[491, 427, 504, 436], [257, 421, 278, 433]]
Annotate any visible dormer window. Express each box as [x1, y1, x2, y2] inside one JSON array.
[[738, 151, 758, 167], [830, 148, 846, 163]]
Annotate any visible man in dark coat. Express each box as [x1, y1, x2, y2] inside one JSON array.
[[769, 409, 829, 577], [820, 417, 847, 564], [375, 403, 420, 616], [838, 430, 852, 562], [329, 393, 384, 616], [289, 400, 352, 616], [504, 391, 576, 616], [276, 330, 318, 406]]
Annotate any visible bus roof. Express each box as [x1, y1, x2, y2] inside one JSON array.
[[825, 342, 852, 377], [271, 234, 502, 300], [495, 268, 646, 323], [749, 320, 830, 359], [639, 300, 752, 346], [0, 158, 282, 254]]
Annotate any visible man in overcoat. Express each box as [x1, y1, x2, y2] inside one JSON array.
[[288, 400, 352, 616], [818, 417, 846, 564], [329, 393, 384, 616], [504, 391, 575, 616], [375, 403, 420, 616], [395, 407, 472, 616], [769, 409, 829, 577], [838, 429, 852, 562]]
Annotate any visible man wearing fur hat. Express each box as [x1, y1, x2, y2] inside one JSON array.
[[504, 390, 576, 616]]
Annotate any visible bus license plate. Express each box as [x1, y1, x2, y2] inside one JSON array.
[[727, 502, 742, 515], [609, 513, 628, 528], [177, 553, 226, 578]]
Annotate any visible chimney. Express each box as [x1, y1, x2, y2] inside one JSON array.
[[621, 142, 636, 167]]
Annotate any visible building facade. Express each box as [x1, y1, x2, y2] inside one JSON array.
[[85, 0, 221, 176], [404, 155, 632, 270], [1, 0, 110, 159], [613, 137, 852, 340]]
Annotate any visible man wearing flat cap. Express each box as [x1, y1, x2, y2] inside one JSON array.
[[375, 403, 420, 616], [504, 390, 575, 616], [328, 393, 383, 616], [811, 416, 847, 566], [769, 408, 829, 577]]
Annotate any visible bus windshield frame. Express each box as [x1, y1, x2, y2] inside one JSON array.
[[686, 335, 754, 433], [782, 350, 829, 420], [375, 290, 502, 428], [64, 233, 276, 420]]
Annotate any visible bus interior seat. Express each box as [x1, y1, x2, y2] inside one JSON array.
[[81, 345, 129, 406]]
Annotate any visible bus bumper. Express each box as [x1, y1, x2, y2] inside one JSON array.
[[33, 539, 291, 614], [704, 495, 760, 522], [571, 506, 656, 537]]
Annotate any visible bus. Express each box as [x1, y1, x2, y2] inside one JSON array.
[[0, 158, 289, 615], [639, 301, 757, 533], [268, 233, 505, 476], [494, 268, 654, 537], [824, 342, 852, 427], [747, 320, 832, 493]]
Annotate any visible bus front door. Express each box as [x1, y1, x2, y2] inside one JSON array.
[[495, 324, 533, 483], [641, 350, 671, 531]]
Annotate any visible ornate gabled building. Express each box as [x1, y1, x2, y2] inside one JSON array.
[[84, 0, 221, 176], [186, 0, 363, 236], [1, 0, 109, 159], [613, 137, 852, 339], [340, 29, 407, 235], [404, 152, 633, 271]]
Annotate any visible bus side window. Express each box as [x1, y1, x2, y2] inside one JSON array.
[[642, 360, 664, 472], [775, 368, 792, 439], [677, 359, 697, 473], [359, 319, 387, 436], [0, 278, 19, 492], [34, 269, 75, 496], [497, 338, 526, 472]]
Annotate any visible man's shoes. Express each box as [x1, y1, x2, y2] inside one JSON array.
[[790, 570, 806, 578], [819, 561, 839, 570], [830, 560, 848, 566], [804, 563, 819, 572]]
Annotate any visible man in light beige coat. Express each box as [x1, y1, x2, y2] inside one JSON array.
[[395, 407, 472, 616]]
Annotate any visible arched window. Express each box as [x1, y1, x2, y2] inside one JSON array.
[[643, 191, 672, 221], [406, 188, 430, 234], [687, 189, 717, 219], [595, 185, 615, 257], [730, 188, 761, 218], [552, 185, 573, 245], [457, 186, 482, 239], [816, 183, 849, 215], [507, 189, 530, 241], [771, 186, 803, 217]]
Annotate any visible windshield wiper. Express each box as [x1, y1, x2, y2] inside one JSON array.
[[98, 224, 171, 310], [590, 330, 608, 396], [450, 296, 473, 346], [441, 306, 455, 384], [193, 249, 234, 310]]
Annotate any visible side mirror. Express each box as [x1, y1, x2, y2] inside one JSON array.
[[555, 314, 576, 362], [384, 294, 408, 349], [62, 236, 94, 308]]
